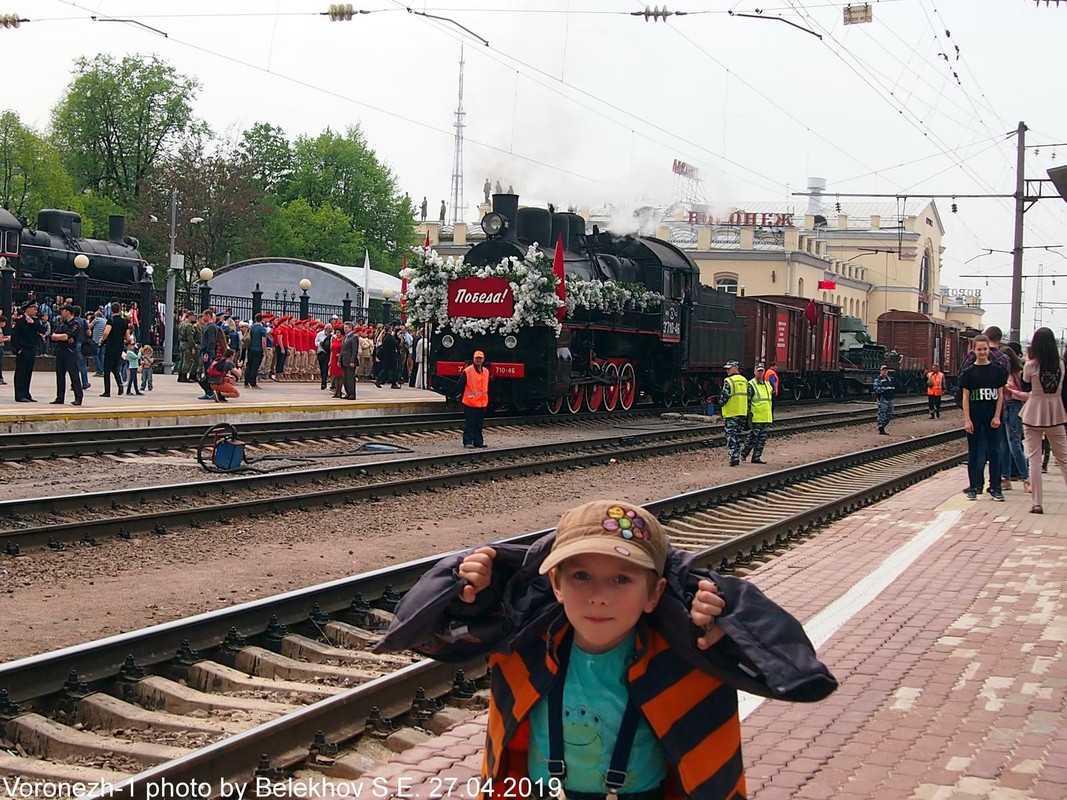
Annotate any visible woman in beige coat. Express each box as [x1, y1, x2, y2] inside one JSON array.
[[1021, 327, 1067, 514]]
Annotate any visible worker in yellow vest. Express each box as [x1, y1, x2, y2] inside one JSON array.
[[926, 363, 944, 419], [741, 364, 774, 464], [718, 361, 749, 466], [456, 350, 490, 448]]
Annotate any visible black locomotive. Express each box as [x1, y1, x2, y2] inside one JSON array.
[[427, 194, 746, 413], [0, 208, 145, 284]]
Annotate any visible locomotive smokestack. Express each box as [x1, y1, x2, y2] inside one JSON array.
[[492, 193, 518, 242], [108, 215, 126, 244]]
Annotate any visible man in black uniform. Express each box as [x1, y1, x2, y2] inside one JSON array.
[[11, 300, 46, 402], [98, 302, 129, 397], [50, 304, 84, 406]]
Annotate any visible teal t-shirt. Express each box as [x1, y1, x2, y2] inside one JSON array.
[[528, 632, 668, 793]]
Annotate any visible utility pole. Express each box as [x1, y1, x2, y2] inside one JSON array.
[[1010, 121, 1027, 342], [449, 45, 466, 226], [164, 188, 178, 374]]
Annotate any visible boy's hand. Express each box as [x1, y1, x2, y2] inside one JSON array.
[[991, 417, 1001, 429], [458, 546, 496, 603], [691, 578, 726, 649], [964, 419, 974, 434]]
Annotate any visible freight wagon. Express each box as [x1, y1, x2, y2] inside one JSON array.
[[877, 311, 962, 393]]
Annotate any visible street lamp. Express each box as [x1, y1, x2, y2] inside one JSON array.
[[73, 254, 89, 312], [299, 278, 312, 318], [199, 267, 213, 312], [381, 287, 395, 325]]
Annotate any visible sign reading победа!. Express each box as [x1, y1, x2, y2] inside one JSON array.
[[447, 277, 515, 318]]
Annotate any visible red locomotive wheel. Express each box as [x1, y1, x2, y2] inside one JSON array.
[[602, 363, 620, 411], [567, 383, 586, 414], [619, 363, 637, 410], [585, 382, 604, 412], [546, 396, 564, 415]]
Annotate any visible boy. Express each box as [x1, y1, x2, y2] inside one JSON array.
[[377, 500, 836, 800], [959, 334, 1007, 501], [139, 345, 155, 392]]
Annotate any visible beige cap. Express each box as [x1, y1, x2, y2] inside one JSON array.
[[539, 500, 669, 576]]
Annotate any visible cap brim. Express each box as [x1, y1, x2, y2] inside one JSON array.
[[538, 537, 658, 575]]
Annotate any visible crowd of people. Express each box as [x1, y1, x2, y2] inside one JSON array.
[[954, 325, 1067, 514], [1, 298, 157, 405], [173, 309, 430, 403]]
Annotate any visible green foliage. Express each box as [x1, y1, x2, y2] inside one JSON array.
[[279, 126, 417, 272], [0, 110, 79, 219], [237, 122, 292, 196], [263, 198, 364, 265], [78, 190, 126, 239], [52, 54, 201, 203]]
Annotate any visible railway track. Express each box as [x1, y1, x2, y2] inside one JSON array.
[[0, 401, 935, 552], [0, 429, 967, 795]]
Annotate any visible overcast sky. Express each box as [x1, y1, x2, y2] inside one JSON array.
[[4, 0, 1066, 336]]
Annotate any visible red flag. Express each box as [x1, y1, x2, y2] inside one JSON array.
[[400, 266, 408, 322], [553, 235, 566, 323], [424, 230, 431, 248], [804, 298, 819, 325]]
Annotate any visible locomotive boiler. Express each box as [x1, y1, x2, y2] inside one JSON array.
[[6, 209, 145, 283]]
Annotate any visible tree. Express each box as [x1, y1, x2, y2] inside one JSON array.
[[0, 111, 79, 220], [263, 198, 364, 265], [138, 135, 267, 290], [52, 54, 201, 204], [237, 122, 292, 196], [281, 126, 416, 273]]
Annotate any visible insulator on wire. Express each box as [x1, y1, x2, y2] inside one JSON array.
[[327, 4, 354, 21], [0, 14, 23, 28], [632, 5, 685, 22], [951, 199, 958, 213]]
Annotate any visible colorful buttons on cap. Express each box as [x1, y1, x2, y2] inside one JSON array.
[[602, 518, 620, 531], [607, 506, 625, 519], [619, 518, 632, 530]]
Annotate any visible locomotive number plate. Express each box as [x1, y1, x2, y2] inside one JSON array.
[[661, 301, 682, 342], [491, 362, 525, 378]]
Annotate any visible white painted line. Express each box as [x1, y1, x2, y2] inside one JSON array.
[[739, 509, 963, 720]]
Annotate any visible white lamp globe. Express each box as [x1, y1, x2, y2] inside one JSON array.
[[199, 268, 213, 282], [382, 288, 395, 300], [74, 254, 90, 270], [299, 278, 312, 292]]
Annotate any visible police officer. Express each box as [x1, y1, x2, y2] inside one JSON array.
[[456, 350, 489, 448], [874, 364, 895, 435], [741, 363, 773, 463], [11, 300, 46, 402], [50, 304, 84, 406], [719, 361, 749, 466]]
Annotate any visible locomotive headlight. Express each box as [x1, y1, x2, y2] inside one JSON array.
[[504, 335, 518, 349], [481, 213, 506, 237], [441, 334, 455, 349]]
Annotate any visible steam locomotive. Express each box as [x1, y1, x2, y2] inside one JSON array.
[[426, 194, 965, 412], [0, 207, 146, 284]]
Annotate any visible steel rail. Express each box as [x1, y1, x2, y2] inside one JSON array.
[[0, 426, 962, 706], [0, 407, 669, 462], [0, 404, 932, 551]]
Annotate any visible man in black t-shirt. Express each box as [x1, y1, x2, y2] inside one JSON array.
[[959, 334, 1007, 501], [98, 302, 128, 397]]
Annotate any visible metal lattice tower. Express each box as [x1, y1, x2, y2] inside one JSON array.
[[1034, 262, 1044, 329], [449, 45, 466, 226]]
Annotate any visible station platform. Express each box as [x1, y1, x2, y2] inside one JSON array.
[[345, 464, 1067, 800], [0, 371, 444, 432]]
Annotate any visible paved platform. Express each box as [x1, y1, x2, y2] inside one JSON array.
[[0, 371, 444, 432], [344, 463, 1067, 799]]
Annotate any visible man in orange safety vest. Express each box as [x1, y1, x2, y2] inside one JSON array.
[[926, 363, 944, 419], [457, 350, 489, 448]]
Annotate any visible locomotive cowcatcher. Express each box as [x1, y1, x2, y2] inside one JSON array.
[[426, 194, 746, 413]]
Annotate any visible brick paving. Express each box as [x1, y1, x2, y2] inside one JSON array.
[[343, 464, 1067, 800]]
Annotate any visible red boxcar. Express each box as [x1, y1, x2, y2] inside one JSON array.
[[735, 295, 840, 374], [876, 311, 963, 375]]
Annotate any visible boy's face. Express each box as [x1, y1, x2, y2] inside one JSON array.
[[551, 553, 666, 654]]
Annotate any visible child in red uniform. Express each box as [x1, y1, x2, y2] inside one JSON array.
[[377, 500, 836, 800]]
